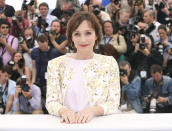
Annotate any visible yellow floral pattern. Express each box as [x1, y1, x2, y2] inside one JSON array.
[[46, 54, 120, 116]]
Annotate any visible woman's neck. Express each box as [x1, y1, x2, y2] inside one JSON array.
[[73, 51, 94, 60]]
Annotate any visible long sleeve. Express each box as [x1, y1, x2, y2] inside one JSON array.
[[46, 59, 64, 116], [29, 85, 42, 110], [99, 57, 120, 115], [112, 35, 127, 54], [13, 97, 20, 112]]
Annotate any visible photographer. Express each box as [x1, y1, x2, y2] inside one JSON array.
[[90, 0, 111, 22], [9, 51, 31, 82], [0, 0, 15, 17], [0, 19, 18, 66], [105, 0, 121, 23], [13, 75, 43, 114], [119, 61, 142, 113], [143, 64, 172, 113], [33, 2, 57, 37], [128, 34, 163, 79], [9, 10, 29, 38], [156, 0, 171, 24], [143, 9, 161, 43], [0, 65, 16, 114], [18, 27, 38, 70], [48, 19, 67, 54]]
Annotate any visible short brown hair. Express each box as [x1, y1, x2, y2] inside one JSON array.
[[66, 11, 103, 49], [37, 34, 48, 43]]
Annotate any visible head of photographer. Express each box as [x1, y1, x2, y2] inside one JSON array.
[[8, 51, 31, 83], [119, 61, 142, 113], [13, 75, 42, 114], [0, 65, 16, 114], [143, 64, 172, 113]]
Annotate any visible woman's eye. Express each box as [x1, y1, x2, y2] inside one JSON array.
[[86, 32, 91, 35], [74, 33, 80, 36]]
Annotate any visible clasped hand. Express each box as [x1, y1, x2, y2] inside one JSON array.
[[60, 107, 95, 124]]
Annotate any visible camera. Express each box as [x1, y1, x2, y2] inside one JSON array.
[[18, 58, 25, 69], [37, 16, 49, 30], [120, 69, 127, 76], [49, 30, 57, 36], [92, 5, 100, 16], [159, 0, 166, 10], [113, 0, 120, 5], [0, 89, 5, 114], [18, 36, 24, 44], [149, 94, 157, 113], [139, 35, 146, 50], [22, 0, 35, 10], [8, 60, 15, 66], [16, 75, 29, 92]]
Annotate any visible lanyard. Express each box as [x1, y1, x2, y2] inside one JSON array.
[[103, 36, 112, 45]]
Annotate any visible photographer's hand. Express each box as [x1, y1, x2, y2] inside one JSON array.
[[120, 75, 129, 85], [141, 48, 150, 56], [0, 36, 8, 46], [157, 96, 168, 103], [134, 43, 139, 53], [59, 107, 76, 124], [22, 89, 32, 99], [15, 86, 22, 98]]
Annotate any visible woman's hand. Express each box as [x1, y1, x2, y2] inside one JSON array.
[[59, 107, 76, 124], [75, 107, 96, 124]]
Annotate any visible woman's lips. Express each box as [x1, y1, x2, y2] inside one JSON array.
[[79, 44, 89, 47]]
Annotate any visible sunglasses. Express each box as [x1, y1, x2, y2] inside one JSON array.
[[1, 26, 9, 29]]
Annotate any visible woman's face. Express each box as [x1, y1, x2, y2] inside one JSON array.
[[51, 21, 61, 33], [72, 20, 97, 53], [158, 29, 167, 40], [14, 53, 22, 63]]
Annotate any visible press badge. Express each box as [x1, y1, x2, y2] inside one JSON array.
[[140, 71, 147, 78]]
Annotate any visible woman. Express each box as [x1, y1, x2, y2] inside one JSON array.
[[46, 11, 120, 124], [10, 51, 31, 82]]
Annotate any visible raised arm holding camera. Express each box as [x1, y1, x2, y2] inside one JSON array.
[[119, 61, 142, 113], [0, 19, 18, 66], [13, 75, 43, 114]]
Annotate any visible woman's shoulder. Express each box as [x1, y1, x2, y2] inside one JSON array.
[[94, 54, 117, 64], [48, 54, 67, 65]]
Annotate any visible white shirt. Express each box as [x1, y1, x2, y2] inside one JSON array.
[[64, 55, 91, 112]]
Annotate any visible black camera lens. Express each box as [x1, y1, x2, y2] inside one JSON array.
[[18, 58, 24, 68], [120, 69, 127, 76], [22, 84, 29, 92], [114, 0, 119, 5]]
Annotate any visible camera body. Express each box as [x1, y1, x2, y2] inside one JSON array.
[[17, 75, 29, 92], [92, 5, 100, 16], [120, 68, 128, 76], [139, 35, 146, 50], [49, 30, 57, 36], [37, 16, 49, 30]]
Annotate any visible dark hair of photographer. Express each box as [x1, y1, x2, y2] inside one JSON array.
[[9, 51, 31, 82]]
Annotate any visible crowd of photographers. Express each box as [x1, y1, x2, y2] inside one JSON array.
[[0, 0, 172, 114]]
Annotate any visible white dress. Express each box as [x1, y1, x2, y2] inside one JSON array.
[[64, 55, 92, 112]]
